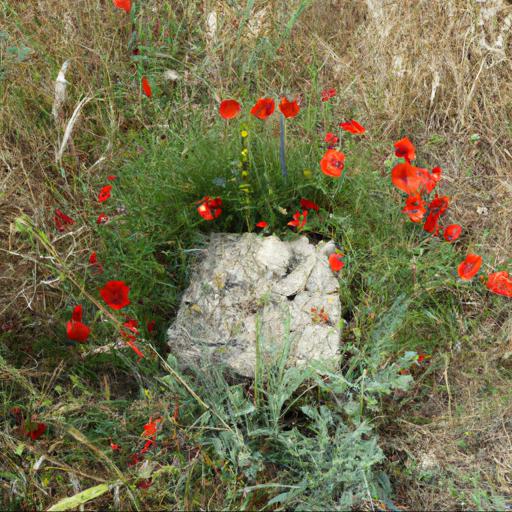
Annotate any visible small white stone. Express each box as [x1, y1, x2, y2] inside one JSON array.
[[163, 69, 180, 81]]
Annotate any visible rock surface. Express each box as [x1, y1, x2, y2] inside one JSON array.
[[167, 233, 342, 377]]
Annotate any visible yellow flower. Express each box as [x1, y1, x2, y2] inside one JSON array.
[[241, 130, 248, 138], [303, 168, 312, 178]]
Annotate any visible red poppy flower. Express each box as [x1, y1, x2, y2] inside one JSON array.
[[141, 76, 152, 98], [391, 162, 421, 195], [55, 209, 74, 225], [71, 304, 83, 322], [139, 439, 154, 454], [256, 221, 268, 228], [402, 195, 426, 223], [394, 137, 416, 162], [96, 213, 109, 224], [328, 253, 345, 272], [143, 417, 161, 438], [339, 119, 365, 135], [287, 210, 308, 229], [100, 280, 130, 310], [417, 353, 430, 364], [89, 251, 104, 274], [321, 88, 336, 102], [391, 163, 438, 196], [431, 166, 442, 182], [324, 132, 339, 145], [98, 185, 112, 203], [121, 318, 139, 341], [219, 99, 241, 120], [113, 0, 131, 13], [54, 209, 75, 232], [423, 195, 449, 234], [443, 224, 462, 242], [54, 216, 65, 232], [110, 441, 121, 451], [320, 149, 345, 178], [486, 271, 512, 298], [457, 254, 482, 281], [417, 167, 440, 195], [147, 320, 156, 333], [66, 305, 91, 343], [300, 198, 319, 212], [136, 479, 153, 490], [250, 97, 275, 120], [66, 318, 90, 343], [197, 196, 222, 221], [128, 452, 142, 466], [278, 97, 300, 118], [23, 421, 46, 441], [107, 175, 117, 181]]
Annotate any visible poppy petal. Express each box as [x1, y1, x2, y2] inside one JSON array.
[[23, 421, 47, 441], [423, 196, 449, 234], [141, 76, 152, 98], [250, 98, 275, 120], [287, 210, 308, 228], [321, 88, 336, 102], [394, 137, 416, 162], [391, 162, 422, 195], [300, 198, 319, 211], [457, 254, 482, 281], [339, 119, 365, 134], [402, 195, 426, 223], [136, 479, 153, 489], [98, 185, 112, 203], [324, 132, 339, 144], [278, 97, 300, 118], [66, 320, 91, 343], [71, 304, 83, 322], [96, 213, 109, 224], [320, 149, 345, 178], [329, 253, 345, 272], [55, 209, 75, 225], [100, 280, 130, 310], [113, 0, 131, 13], [219, 99, 241, 120], [197, 196, 222, 221], [486, 271, 512, 297], [443, 224, 462, 242]]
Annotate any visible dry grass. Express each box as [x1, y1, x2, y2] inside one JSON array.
[[1, 0, 511, 508], [2, 0, 511, 321]]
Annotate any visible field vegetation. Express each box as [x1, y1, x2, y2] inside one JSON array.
[[1, 1, 511, 510]]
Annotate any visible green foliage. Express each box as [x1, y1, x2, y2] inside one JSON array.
[[162, 337, 413, 510]]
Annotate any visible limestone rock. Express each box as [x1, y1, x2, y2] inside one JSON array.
[[167, 233, 342, 377]]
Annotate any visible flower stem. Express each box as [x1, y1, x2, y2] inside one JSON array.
[[279, 114, 288, 179]]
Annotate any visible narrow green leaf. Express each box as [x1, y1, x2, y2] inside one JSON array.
[[47, 483, 111, 511]]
